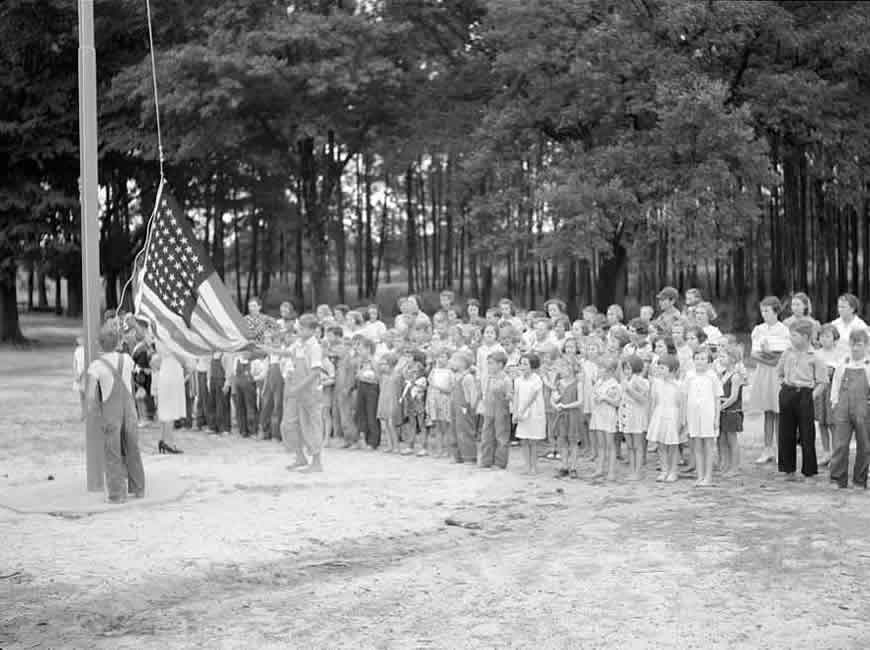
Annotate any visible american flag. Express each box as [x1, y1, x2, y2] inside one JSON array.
[[133, 191, 253, 358]]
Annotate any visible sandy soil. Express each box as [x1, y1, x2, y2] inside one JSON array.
[[1, 318, 869, 649]]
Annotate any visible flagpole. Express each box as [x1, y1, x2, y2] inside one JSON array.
[[78, 0, 104, 491]]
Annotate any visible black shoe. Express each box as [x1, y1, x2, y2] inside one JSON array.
[[159, 441, 183, 454]]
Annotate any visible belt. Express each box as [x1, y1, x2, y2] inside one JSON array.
[[782, 384, 812, 391]]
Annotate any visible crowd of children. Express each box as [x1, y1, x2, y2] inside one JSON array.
[[80, 287, 870, 489]]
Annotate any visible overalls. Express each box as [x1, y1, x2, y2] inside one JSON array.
[[831, 367, 870, 488], [233, 359, 258, 437], [207, 353, 230, 433], [259, 355, 284, 440], [451, 372, 477, 463], [282, 340, 324, 458], [96, 357, 145, 501], [479, 376, 511, 468]]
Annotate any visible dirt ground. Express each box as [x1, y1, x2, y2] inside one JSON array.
[[2, 316, 869, 649]]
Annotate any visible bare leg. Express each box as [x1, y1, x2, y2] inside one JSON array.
[[727, 432, 740, 474], [668, 445, 681, 481], [606, 432, 618, 480], [693, 436, 705, 486], [705, 439, 716, 484], [530, 440, 539, 474]]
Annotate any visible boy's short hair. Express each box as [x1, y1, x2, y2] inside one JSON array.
[[582, 305, 598, 315], [440, 290, 455, 300], [98, 323, 120, 352], [466, 298, 480, 309], [523, 352, 541, 370], [487, 350, 508, 367], [849, 329, 869, 345], [818, 323, 840, 341], [657, 286, 679, 302], [334, 304, 350, 316], [326, 325, 344, 338], [297, 314, 319, 332], [535, 318, 552, 330], [248, 296, 262, 306], [280, 300, 295, 311], [789, 320, 815, 340]]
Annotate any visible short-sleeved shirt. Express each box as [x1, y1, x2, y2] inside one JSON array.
[[87, 352, 134, 401], [776, 348, 828, 389]]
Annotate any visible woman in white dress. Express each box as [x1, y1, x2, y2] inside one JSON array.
[[153, 339, 187, 454]]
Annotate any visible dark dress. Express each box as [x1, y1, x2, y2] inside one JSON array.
[[720, 373, 743, 435]]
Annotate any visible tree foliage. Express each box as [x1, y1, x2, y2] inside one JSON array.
[[3, 0, 870, 337]]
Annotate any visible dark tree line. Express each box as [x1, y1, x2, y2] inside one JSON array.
[[2, 0, 869, 341]]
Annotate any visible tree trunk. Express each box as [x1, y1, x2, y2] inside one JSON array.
[[355, 155, 364, 299], [732, 246, 748, 332], [54, 271, 62, 315], [364, 153, 374, 298], [443, 154, 454, 288], [27, 261, 35, 311], [405, 165, 417, 293], [37, 265, 49, 310], [0, 268, 24, 342], [595, 237, 628, 312], [336, 180, 347, 305], [212, 179, 226, 280], [233, 213, 243, 309]]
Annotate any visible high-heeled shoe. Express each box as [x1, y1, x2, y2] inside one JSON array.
[[158, 441, 183, 455]]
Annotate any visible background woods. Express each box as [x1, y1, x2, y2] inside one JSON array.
[[2, 0, 870, 341]]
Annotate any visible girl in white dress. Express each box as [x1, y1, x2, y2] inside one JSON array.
[[685, 348, 723, 487], [647, 355, 684, 483], [513, 353, 547, 475]]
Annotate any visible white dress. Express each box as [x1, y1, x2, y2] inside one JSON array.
[[514, 373, 546, 440], [155, 343, 187, 422], [646, 378, 682, 446], [685, 371, 723, 438]]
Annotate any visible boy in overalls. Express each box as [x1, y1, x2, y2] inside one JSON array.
[[86, 323, 145, 503], [281, 314, 326, 472], [829, 328, 870, 489]]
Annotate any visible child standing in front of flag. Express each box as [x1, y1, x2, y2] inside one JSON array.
[[281, 314, 327, 472]]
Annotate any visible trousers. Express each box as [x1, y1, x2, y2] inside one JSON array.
[[778, 386, 817, 476]]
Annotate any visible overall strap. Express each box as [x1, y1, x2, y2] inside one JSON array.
[[97, 355, 134, 401]]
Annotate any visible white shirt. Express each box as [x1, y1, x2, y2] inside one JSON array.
[[87, 352, 134, 401], [831, 317, 869, 359]]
